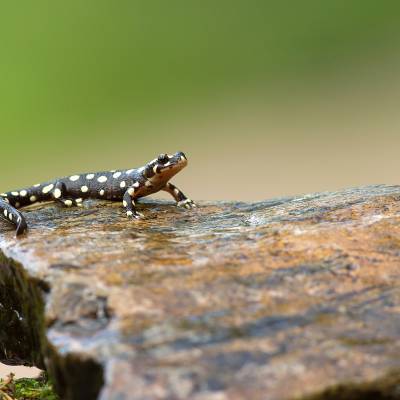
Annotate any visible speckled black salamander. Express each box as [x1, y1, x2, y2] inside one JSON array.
[[0, 152, 195, 236]]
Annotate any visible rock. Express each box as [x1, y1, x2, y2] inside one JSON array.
[[0, 185, 399, 400]]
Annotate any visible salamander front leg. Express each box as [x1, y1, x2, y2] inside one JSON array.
[[162, 182, 196, 209], [123, 189, 143, 219], [52, 182, 83, 207]]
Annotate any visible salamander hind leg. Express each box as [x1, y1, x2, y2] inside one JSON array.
[[0, 197, 27, 236], [162, 182, 196, 209]]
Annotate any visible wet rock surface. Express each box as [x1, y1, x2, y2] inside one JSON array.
[[0, 185, 399, 399]]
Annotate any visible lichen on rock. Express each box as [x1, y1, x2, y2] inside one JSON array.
[[0, 185, 399, 399]]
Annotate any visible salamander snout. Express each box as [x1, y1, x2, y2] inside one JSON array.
[[155, 152, 187, 167], [156, 152, 186, 165], [177, 151, 186, 160]]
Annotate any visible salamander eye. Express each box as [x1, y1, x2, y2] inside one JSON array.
[[157, 154, 169, 163]]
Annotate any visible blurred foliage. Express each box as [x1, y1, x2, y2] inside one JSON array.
[[1, 1, 400, 194], [1, 1, 399, 139]]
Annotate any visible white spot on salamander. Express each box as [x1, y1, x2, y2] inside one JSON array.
[[98, 176, 107, 183], [127, 188, 135, 195], [133, 182, 140, 188], [120, 181, 126, 188], [8, 213, 12, 220], [86, 174, 95, 180], [126, 169, 135, 174], [33, 184, 41, 187], [19, 190, 27, 197], [53, 188, 62, 199], [99, 189, 105, 196], [4, 210, 8, 217], [81, 186, 89, 193], [64, 200, 73, 207], [113, 171, 122, 179], [42, 184, 54, 194], [123, 200, 127, 207], [126, 211, 133, 216], [11, 192, 19, 196], [69, 175, 80, 182], [30, 195, 37, 202]]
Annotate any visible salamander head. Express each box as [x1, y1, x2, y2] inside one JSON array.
[[142, 151, 188, 185]]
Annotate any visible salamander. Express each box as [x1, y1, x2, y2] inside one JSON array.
[[0, 151, 195, 236]]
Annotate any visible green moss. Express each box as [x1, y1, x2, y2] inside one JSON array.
[[0, 373, 58, 400]]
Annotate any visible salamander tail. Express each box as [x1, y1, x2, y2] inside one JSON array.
[[0, 197, 28, 236], [16, 216, 28, 236]]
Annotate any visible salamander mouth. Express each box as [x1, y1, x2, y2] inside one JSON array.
[[158, 162, 185, 173]]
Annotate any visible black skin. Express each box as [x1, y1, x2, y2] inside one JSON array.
[[0, 152, 196, 236]]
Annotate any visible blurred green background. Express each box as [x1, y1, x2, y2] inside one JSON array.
[[1, 1, 400, 200]]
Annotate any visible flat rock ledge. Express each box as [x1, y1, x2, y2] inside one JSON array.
[[0, 185, 399, 400]]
